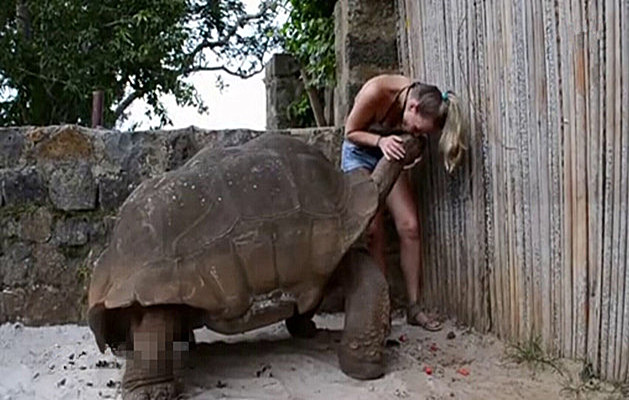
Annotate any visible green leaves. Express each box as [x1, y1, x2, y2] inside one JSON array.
[[278, 0, 336, 127], [280, 0, 335, 89], [0, 0, 282, 128]]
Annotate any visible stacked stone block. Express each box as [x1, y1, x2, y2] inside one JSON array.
[[265, 54, 304, 130], [334, 0, 401, 126]]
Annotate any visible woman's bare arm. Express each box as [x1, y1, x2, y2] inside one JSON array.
[[345, 83, 381, 147], [345, 81, 406, 160]]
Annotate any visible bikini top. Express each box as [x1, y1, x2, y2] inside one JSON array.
[[346, 81, 420, 137]]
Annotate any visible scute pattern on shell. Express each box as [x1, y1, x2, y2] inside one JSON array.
[[87, 134, 373, 350]]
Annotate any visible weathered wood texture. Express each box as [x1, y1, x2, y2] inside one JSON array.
[[398, 0, 629, 381]]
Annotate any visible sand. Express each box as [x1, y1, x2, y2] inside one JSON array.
[[0, 313, 622, 399]]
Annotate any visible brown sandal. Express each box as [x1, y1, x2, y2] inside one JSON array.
[[407, 304, 443, 332]]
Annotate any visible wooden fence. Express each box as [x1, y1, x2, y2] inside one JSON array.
[[397, 0, 629, 381]]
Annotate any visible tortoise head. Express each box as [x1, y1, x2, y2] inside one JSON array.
[[397, 132, 428, 167], [371, 132, 427, 204]]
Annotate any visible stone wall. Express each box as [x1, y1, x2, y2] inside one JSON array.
[[264, 54, 303, 130], [0, 125, 342, 325], [334, 0, 401, 126]]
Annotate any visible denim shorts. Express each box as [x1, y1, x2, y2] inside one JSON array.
[[340, 139, 384, 172]]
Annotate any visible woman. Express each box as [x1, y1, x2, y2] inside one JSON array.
[[341, 74, 466, 330]]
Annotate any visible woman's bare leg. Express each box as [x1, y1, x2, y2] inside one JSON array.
[[386, 173, 441, 330], [385, 174, 421, 303]]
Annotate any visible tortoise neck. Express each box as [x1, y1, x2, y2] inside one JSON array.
[[370, 159, 404, 205]]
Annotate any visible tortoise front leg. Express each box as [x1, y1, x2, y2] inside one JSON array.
[[122, 307, 180, 400], [338, 247, 390, 380]]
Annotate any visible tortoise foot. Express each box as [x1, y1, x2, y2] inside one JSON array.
[[122, 381, 177, 400], [285, 314, 317, 338], [338, 347, 384, 380]]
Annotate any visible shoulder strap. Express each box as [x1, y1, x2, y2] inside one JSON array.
[[380, 81, 421, 124]]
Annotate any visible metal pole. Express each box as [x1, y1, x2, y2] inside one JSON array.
[[91, 90, 104, 128]]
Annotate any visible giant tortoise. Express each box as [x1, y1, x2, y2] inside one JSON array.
[[88, 132, 425, 399]]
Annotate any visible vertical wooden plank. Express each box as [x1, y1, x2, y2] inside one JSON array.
[[570, 0, 589, 360], [453, 0, 471, 326], [417, 0, 440, 314], [421, 0, 439, 313], [600, 0, 616, 380], [513, 0, 534, 341], [484, 0, 508, 339], [435, 0, 458, 320], [497, 0, 510, 339], [611, 0, 627, 380], [605, 3, 621, 376], [421, 0, 447, 314], [463, 0, 488, 331], [448, 0, 468, 325], [498, 0, 514, 340], [451, 0, 469, 326], [619, 0, 629, 381], [556, 0, 574, 357], [440, 0, 461, 321], [540, 0, 563, 354], [527, 0, 548, 341], [606, 0, 623, 379], [477, 0, 493, 332], [410, 0, 434, 314], [492, 0, 506, 337], [503, 0, 526, 341], [476, 2, 496, 336], [450, 0, 468, 326], [586, 0, 603, 375], [510, 0, 524, 339], [613, 59, 628, 381], [532, 0, 551, 348], [597, 0, 611, 370], [465, 0, 491, 331], [435, 0, 457, 319]]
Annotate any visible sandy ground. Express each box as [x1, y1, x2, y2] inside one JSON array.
[[0, 313, 623, 400]]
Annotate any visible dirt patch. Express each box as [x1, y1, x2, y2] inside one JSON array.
[[0, 314, 624, 399]]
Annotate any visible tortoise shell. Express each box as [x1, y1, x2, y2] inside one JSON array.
[[88, 134, 378, 350]]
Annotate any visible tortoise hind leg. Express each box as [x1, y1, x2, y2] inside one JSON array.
[[285, 308, 317, 338], [122, 306, 182, 400], [338, 247, 390, 380]]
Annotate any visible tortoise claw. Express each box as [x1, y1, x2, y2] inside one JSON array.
[[122, 381, 177, 400]]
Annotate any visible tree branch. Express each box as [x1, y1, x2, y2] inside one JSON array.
[[186, 3, 274, 62], [185, 62, 264, 79], [300, 69, 326, 127], [114, 90, 142, 119]]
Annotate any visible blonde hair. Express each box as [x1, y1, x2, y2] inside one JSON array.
[[409, 84, 467, 174]]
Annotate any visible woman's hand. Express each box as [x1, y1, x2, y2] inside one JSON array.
[[377, 135, 406, 160]]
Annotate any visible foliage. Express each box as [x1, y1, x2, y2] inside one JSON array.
[[505, 335, 563, 375], [280, 0, 336, 127], [286, 92, 315, 128], [0, 0, 281, 127], [280, 0, 335, 89]]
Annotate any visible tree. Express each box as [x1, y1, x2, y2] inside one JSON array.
[[0, 0, 281, 127], [280, 0, 336, 127]]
